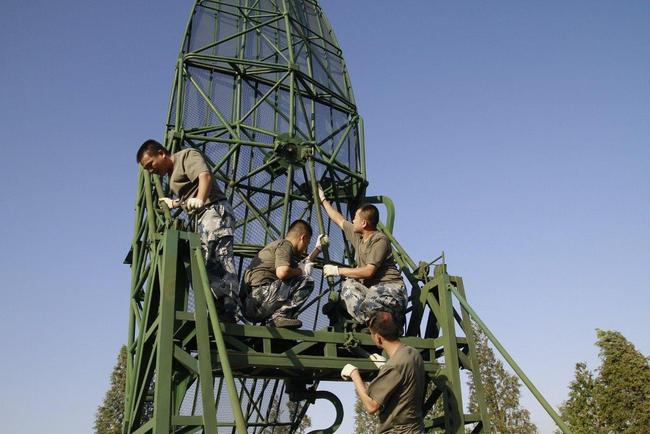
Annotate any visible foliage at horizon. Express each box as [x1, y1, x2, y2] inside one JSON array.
[[353, 391, 379, 434], [95, 346, 127, 434], [467, 323, 538, 434], [558, 329, 650, 434]]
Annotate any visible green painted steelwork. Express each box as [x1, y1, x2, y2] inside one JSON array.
[[124, 1, 572, 433]]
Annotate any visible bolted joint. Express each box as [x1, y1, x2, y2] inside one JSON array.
[[263, 133, 314, 175]]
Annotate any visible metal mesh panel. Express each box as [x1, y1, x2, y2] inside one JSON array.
[[163, 0, 365, 430]]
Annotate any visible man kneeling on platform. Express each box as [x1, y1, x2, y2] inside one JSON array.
[[242, 220, 316, 329], [318, 186, 408, 327]]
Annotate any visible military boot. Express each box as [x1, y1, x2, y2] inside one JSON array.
[[270, 317, 302, 329]]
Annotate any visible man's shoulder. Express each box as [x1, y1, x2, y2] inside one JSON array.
[[401, 345, 421, 356], [368, 229, 388, 242], [275, 238, 292, 247], [390, 345, 421, 364], [172, 148, 190, 158], [365, 230, 390, 250], [262, 239, 291, 252], [173, 148, 203, 160], [341, 220, 359, 241], [403, 345, 421, 357], [261, 238, 280, 250]]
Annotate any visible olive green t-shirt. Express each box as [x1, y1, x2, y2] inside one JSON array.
[[367, 345, 425, 434], [244, 239, 297, 287], [342, 220, 403, 287], [170, 148, 226, 203]]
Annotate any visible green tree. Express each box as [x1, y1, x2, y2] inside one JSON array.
[[263, 398, 312, 434], [559, 329, 650, 434], [353, 392, 378, 434], [467, 324, 538, 434], [287, 399, 312, 434], [593, 329, 650, 433], [557, 362, 603, 434], [95, 346, 127, 434]]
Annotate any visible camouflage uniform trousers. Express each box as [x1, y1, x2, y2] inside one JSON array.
[[243, 275, 314, 323], [197, 200, 240, 318], [341, 278, 408, 326]]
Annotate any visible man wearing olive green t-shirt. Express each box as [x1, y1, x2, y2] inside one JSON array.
[[318, 186, 408, 326], [137, 140, 239, 322], [341, 311, 425, 433], [241, 220, 315, 329]]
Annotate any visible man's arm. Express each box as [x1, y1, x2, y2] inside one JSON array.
[[338, 264, 376, 280], [183, 170, 213, 211], [318, 186, 346, 229], [321, 198, 346, 229], [195, 171, 213, 202], [275, 241, 304, 280], [276, 265, 303, 280], [350, 369, 381, 414], [302, 234, 327, 263]]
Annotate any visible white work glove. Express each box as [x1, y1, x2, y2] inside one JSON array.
[[186, 198, 205, 211], [315, 234, 329, 250], [341, 363, 358, 380], [370, 353, 386, 368], [323, 264, 339, 277], [317, 185, 326, 203], [298, 260, 314, 276], [158, 197, 175, 209]]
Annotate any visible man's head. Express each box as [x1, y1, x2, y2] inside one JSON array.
[[352, 203, 380, 233], [368, 310, 401, 348], [286, 219, 313, 254], [137, 139, 173, 176]]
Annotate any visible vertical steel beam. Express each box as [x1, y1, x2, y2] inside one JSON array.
[[189, 235, 219, 434], [433, 270, 465, 433], [453, 276, 490, 433], [152, 230, 180, 433], [191, 235, 248, 433]]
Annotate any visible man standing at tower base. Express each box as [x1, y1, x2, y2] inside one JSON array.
[[341, 311, 425, 434]]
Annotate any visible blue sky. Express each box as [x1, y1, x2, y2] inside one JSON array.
[[1, 1, 648, 433]]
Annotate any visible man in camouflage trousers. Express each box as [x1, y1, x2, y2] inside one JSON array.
[[318, 186, 408, 327], [242, 220, 317, 329], [137, 139, 239, 322]]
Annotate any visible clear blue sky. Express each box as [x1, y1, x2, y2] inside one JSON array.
[[1, 1, 647, 433]]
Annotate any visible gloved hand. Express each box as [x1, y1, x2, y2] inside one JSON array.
[[318, 185, 326, 203], [341, 363, 358, 380], [186, 198, 205, 211], [323, 264, 339, 277], [298, 260, 314, 276], [315, 234, 329, 250], [370, 353, 386, 368], [158, 197, 175, 209]]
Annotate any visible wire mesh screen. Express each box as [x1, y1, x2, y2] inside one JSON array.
[[164, 0, 364, 431], [179, 376, 313, 434]]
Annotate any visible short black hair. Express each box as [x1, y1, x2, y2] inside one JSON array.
[[358, 203, 379, 228], [287, 219, 313, 238], [136, 139, 169, 163], [368, 310, 401, 340]]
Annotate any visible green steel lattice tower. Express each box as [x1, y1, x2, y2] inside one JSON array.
[[123, 1, 571, 433]]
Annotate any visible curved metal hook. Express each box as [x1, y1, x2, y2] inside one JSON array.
[[303, 390, 344, 434]]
